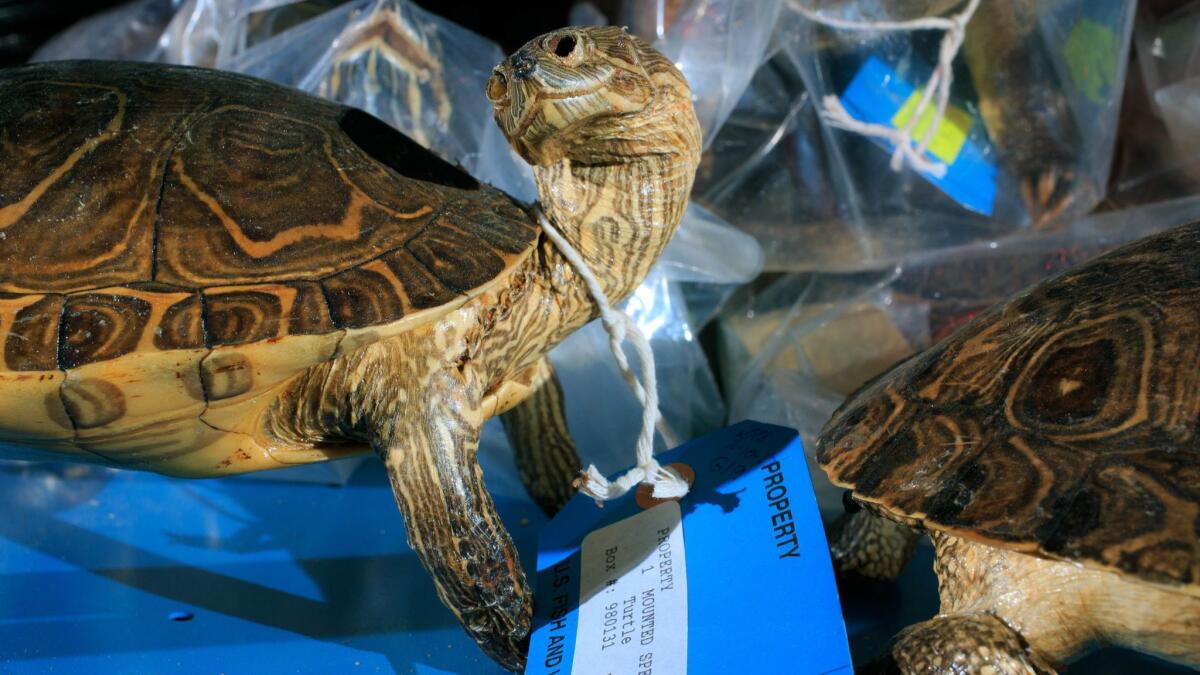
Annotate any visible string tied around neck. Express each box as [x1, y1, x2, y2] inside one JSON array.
[[533, 206, 690, 504]]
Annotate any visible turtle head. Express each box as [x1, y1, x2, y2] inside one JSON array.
[[488, 27, 700, 304], [487, 26, 699, 166]]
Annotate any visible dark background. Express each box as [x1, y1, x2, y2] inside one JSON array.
[[0, 0, 622, 66], [0, 0, 117, 64]]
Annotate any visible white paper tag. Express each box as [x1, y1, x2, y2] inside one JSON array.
[[571, 501, 688, 675]]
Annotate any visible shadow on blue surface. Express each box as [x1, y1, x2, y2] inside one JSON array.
[[0, 456, 544, 674], [1, 449, 1193, 674]]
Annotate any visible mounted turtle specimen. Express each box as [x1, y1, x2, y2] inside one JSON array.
[[817, 223, 1200, 671], [0, 26, 701, 670]]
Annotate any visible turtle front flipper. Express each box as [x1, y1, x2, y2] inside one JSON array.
[[378, 368, 531, 671], [830, 503, 920, 582], [885, 613, 1055, 674], [499, 356, 582, 516]]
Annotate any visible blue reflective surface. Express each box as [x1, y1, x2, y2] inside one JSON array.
[[0, 427, 1192, 674], [0, 429, 546, 674]]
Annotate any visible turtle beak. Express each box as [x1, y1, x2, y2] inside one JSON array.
[[487, 49, 545, 164], [487, 27, 655, 166], [486, 64, 513, 124]]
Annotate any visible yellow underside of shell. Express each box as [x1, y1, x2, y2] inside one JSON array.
[[0, 262, 528, 477]]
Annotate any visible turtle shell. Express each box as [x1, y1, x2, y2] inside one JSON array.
[[817, 222, 1200, 588], [0, 60, 537, 470]]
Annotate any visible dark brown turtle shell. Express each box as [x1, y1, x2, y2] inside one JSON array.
[[0, 59, 535, 318], [817, 222, 1200, 588], [0, 60, 537, 472]]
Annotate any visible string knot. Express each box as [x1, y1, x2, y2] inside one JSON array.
[[790, 0, 982, 178], [533, 206, 690, 505], [575, 459, 689, 503]]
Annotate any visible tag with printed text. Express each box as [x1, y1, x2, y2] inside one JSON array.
[[525, 421, 851, 675]]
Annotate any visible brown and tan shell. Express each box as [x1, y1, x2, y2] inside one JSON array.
[[0, 60, 537, 473], [817, 222, 1200, 588]]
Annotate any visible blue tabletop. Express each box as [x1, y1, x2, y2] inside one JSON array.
[[0, 431, 543, 675], [0, 423, 1192, 674]]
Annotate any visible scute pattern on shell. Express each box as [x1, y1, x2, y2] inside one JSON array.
[[817, 222, 1200, 587], [0, 60, 538, 372]]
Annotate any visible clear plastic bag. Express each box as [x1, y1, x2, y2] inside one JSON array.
[[1107, 2, 1200, 207], [622, 0, 784, 147], [154, 0, 223, 66], [638, 0, 1135, 271], [719, 269, 914, 520], [214, 0, 535, 200], [659, 203, 764, 285], [691, 47, 846, 269], [663, 204, 765, 329], [31, 0, 183, 62], [722, 193, 1200, 519], [755, 0, 1136, 269]]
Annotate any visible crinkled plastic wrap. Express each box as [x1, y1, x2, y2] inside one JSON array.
[[31, 0, 182, 62], [38, 0, 533, 200], [1108, 2, 1200, 207], [639, 0, 785, 147], [663, 203, 766, 328], [721, 194, 1200, 520], [193, 0, 536, 200], [691, 47, 845, 269], [229, 1, 534, 199], [618, 1, 847, 269], [719, 269, 914, 520], [665, 0, 1135, 271], [783, 0, 1133, 263], [31, 0, 763, 486]]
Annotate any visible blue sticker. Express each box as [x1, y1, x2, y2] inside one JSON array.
[[839, 56, 998, 215], [525, 421, 852, 675]]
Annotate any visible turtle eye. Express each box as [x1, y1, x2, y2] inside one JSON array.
[[486, 70, 508, 102], [547, 33, 578, 59]]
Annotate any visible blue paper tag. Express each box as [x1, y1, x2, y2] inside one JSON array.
[[839, 55, 998, 215], [525, 421, 852, 675]]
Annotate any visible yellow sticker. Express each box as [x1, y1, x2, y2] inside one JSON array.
[[891, 91, 971, 165]]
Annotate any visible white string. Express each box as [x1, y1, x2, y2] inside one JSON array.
[[788, 0, 982, 177], [533, 206, 690, 504]]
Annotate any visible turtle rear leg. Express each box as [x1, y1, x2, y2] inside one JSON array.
[[1020, 165, 1078, 230], [378, 367, 531, 671], [830, 501, 919, 581], [887, 612, 1055, 674], [927, 532, 1200, 670], [499, 356, 582, 516]]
